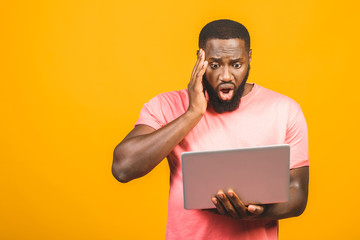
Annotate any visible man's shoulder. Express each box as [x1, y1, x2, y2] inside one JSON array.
[[150, 89, 188, 104], [157, 89, 188, 98], [255, 84, 300, 107]]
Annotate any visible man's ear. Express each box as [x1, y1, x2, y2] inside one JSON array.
[[249, 49, 252, 63]]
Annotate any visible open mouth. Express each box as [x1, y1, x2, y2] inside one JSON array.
[[218, 84, 235, 101]]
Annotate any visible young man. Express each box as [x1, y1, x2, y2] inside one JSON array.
[[112, 19, 309, 239]]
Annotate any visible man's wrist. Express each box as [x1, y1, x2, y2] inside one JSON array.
[[184, 108, 204, 123]]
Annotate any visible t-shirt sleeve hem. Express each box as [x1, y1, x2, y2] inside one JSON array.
[[135, 119, 162, 130], [290, 159, 310, 169]]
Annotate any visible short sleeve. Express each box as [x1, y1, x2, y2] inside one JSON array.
[[286, 102, 309, 169], [135, 95, 166, 130]]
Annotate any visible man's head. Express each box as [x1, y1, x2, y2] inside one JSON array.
[[199, 20, 252, 113], [199, 19, 250, 51]]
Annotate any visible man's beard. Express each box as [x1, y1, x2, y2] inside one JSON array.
[[203, 66, 250, 113]]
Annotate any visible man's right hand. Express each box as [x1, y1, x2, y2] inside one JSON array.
[[187, 49, 208, 116]]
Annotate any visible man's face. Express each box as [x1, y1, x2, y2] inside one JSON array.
[[203, 38, 251, 113]]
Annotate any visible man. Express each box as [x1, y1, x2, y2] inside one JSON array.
[[112, 19, 309, 239]]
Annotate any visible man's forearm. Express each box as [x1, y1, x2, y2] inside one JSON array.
[[260, 186, 308, 220], [112, 110, 202, 183], [259, 166, 309, 220]]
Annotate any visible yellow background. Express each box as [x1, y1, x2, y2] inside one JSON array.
[[1, 0, 359, 239]]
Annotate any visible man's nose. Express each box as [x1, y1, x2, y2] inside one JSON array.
[[220, 66, 232, 82]]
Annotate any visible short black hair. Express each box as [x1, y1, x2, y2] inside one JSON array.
[[198, 19, 250, 51]]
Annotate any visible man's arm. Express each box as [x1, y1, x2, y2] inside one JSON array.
[[261, 166, 309, 219], [112, 49, 208, 183], [210, 166, 309, 220]]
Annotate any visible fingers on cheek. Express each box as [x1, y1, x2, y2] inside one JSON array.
[[202, 61, 208, 71]]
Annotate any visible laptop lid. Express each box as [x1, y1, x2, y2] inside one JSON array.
[[181, 144, 290, 210]]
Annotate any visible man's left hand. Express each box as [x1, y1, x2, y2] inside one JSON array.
[[210, 189, 264, 219]]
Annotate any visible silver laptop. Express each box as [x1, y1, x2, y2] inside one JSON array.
[[181, 144, 290, 210]]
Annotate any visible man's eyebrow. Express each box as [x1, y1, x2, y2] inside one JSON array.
[[208, 57, 222, 61], [230, 58, 245, 62], [208, 57, 245, 62]]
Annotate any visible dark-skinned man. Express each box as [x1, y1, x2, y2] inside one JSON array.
[[112, 19, 309, 240]]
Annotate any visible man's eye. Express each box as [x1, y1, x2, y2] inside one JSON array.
[[233, 63, 241, 68], [210, 63, 220, 69]]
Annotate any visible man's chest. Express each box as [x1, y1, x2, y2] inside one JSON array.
[[176, 112, 286, 155]]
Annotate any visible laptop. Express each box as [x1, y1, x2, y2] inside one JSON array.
[[181, 144, 290, 210]]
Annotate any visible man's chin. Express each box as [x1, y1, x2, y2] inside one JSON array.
[[208, 96, 241, 113]]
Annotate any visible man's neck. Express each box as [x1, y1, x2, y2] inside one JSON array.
[[242, 83, 254, 98]]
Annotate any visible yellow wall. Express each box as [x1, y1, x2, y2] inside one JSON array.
[[1, 0, 359, 239]]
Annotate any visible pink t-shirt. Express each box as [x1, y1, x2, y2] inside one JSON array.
[[135, 83, 309, 240]]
